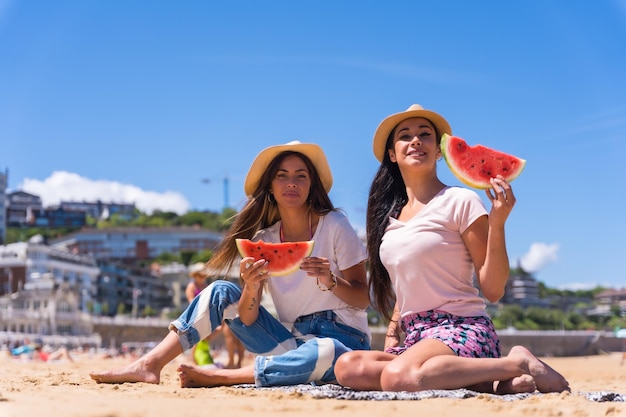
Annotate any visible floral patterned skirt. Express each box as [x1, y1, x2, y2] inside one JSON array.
[[385, 309, 501, 358]]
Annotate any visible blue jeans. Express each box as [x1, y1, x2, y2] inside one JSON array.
[[170, 280, 370, 387]]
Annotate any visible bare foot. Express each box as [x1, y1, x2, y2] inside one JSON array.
[[177, 363, 255, 388], [177, 363, 219, 388], [496, 374, 536, 394], [90, 359, 160, 384], [508, 346, 570, 393]]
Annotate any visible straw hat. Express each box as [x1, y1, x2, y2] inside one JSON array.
[[244, 141, 333, 197], [188, 262, 206, 276], [372, 104, 452, 162]]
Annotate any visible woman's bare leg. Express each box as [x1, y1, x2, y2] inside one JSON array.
[[334, 350, 395, 390], [221, 322, 245, 368], [177, 363, 255, 388], [337, 341, 569, 394], [90, 331, 183, 384], [236, 338, 245, 368], [221, 323, 236, 368], [380, 341, 569, 393]]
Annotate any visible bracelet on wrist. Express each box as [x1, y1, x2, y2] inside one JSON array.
[[317, 272, 338, 292]]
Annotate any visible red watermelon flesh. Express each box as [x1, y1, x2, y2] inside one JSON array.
[[440, 133, 526, 189], [235, 239, 315, 276]]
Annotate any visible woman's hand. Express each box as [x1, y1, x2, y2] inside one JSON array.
[[238, 257, 268, 324], [384, 326, 401, 350], [300, 256, 334, 287], [485, 175, 516, 228], [384, 307, 402, 350], [239, 257, 269, 294]]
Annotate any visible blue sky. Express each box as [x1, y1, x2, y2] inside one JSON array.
[[1, 1, 625, 290]]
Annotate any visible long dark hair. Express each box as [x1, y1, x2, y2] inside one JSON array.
[[208, 151, 334, 275], [367, 136, 406, 320], [367, 119, 442, 320]]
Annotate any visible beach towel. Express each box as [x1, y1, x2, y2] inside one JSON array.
[[235, 384, 625, 402]]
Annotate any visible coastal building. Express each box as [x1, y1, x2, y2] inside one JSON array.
[[47, 226, 226, 317], [0, 238, 99, 301], [6, 191, 42, 226], [592, 288, 626, 315], [503, 267, 550, 308], [49, 227, 223, 261], [0, 239, 100, 343], [5, 191, 137, 231], [0, 235, 200, 348], [94, 260, 176, 317], [0, 168, 8, 244], [58, 200, 136, 221], [7, 191, 90, 229], [0, 272, 93, 337]]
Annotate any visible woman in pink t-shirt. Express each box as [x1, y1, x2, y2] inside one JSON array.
[[334, 104, 570, 395]]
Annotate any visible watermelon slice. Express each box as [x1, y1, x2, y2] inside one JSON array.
[[235, 239, 315, 277], [440, 133, 526, 189]]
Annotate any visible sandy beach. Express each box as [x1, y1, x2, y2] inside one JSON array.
[[1, 350, 624, 417]]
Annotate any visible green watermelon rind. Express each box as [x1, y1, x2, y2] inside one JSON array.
[[440, 133, 527, 189], [235, 239, 315, 277]]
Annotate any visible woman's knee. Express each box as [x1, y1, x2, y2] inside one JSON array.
[[334, 351, 364, 383], [380, 361, 423, 391], [209, 280, 241, 304]]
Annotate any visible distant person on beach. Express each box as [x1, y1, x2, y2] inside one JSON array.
[[185, 263, 215, 367], [11, 342, 74, 363], [186, 263, 246, 369], [89, 141, 370, 387], [333, 104, 570, 394], [33, 344, 75, 363]]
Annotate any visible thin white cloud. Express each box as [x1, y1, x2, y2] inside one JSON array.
[[519, 242, 560, 273], [18, 171, 190, 215], [556, 282, 599, 291]]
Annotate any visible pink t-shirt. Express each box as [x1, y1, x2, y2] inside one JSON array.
[[380, 186, 488, 318]]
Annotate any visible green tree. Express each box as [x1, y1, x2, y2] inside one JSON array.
[[180, 250, 196, 267], [190, 249, 213, 264], [493, 304, 525, 329], [142, 305, 156, 317], [153, 252, 180, 264]]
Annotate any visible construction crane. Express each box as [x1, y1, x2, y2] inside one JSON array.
[[200, 175, 230, 209]]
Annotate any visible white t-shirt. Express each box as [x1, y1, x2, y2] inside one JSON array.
[[380, 186, 489, 318], [253, 210, 370, 340]]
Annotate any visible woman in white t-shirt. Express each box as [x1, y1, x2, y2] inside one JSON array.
[[334, 104, 570, 394], [90, 141, 370, 388]]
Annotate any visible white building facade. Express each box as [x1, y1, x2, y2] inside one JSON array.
[[0, 239, 100, 340], [0, 167, 7, 244]]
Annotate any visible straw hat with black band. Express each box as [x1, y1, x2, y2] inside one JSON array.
[[244, 141, 333, 197], [372, 104, 452, 162]]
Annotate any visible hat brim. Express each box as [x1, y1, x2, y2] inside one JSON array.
[[244, 141, 333, 197], [372, 106, 452, 162], [189, 262, 207, 276]]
